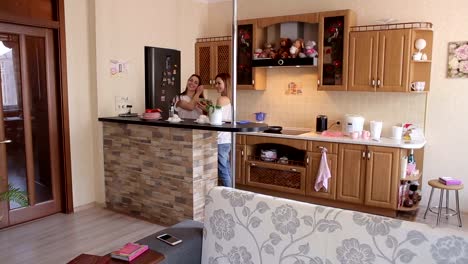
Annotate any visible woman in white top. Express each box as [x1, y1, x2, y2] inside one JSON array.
[[175, 74, 204, 119], [213, 73, 232, 187]]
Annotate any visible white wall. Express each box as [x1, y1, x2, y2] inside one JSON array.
[[64, 0, 98, 207], [205, 0, 468, 211]]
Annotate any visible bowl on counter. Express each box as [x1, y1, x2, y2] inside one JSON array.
[[260, 149, 277, 162]]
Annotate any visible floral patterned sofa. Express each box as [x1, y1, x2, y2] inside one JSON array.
[[201, 187, 468, 264]]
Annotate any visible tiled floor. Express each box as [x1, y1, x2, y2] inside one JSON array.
[[398, 206, 468, 232]]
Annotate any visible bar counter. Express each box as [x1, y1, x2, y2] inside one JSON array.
[[99, 117, 267, 225]]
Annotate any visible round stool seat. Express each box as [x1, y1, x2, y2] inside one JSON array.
[[428, 179, 464, 190]]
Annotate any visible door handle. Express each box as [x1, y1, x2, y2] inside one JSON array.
[[371, 79, 376, 87], [377, 79, 381, 88], [0, 139, 12, 144], [317, 79, 321, 86], [290, 168, 297, 172], [241, 150, 244, 157], [367, 151, 371, 160], [362, 151, 366, 159], [306, 156, 309, 165]]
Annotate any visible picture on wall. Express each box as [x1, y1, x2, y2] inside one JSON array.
[[447, 41, 468, 78]]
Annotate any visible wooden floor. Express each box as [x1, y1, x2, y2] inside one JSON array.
[[0, 206, 165, 264]]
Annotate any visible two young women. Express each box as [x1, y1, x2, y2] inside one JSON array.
[[175, 73, 232, 187]]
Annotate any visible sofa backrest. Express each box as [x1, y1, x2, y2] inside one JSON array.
[[201, 186, 468, 264]]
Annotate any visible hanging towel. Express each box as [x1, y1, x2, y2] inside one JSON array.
[[314, 147, 332, 192]]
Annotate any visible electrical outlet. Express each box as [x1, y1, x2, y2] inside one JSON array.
[[115, 96, 129, 113]]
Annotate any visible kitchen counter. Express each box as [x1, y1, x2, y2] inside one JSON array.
[[98, 116, 268, 132], [238, 129, 426, 149]]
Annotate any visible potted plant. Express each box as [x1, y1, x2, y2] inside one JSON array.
[[0, 182, 28, 221], [205, 101, 222, 125]]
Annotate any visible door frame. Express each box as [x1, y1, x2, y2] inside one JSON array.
[[0, 0, 73, 216]]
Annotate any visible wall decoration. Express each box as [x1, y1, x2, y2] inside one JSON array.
[[447, 41, 468, 78], [110, 59, 129, 76], [286, 81, 302, 95]]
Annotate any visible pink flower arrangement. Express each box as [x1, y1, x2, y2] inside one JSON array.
[[448, 41, 468, 78]]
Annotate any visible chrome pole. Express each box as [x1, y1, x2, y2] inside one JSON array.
[[231, 0, 238, 189]]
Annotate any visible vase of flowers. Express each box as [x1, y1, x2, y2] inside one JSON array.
[[206, 102, 222, 125]]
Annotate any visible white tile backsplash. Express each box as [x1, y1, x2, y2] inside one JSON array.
[[206, 68, 426, 137]]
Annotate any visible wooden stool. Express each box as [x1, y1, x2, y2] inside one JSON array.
[[423, 179, 463, 227]]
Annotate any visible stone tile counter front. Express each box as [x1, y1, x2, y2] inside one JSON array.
[[103, 122, 218, 226], [99, 117, 267, 225]]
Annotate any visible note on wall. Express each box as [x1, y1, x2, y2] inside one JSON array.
[[110, 59, 129, 76]]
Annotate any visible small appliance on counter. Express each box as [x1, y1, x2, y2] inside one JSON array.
[[118, 105, 138, 117], [316, 115, 328, 133], [343, 114, 365, 136]]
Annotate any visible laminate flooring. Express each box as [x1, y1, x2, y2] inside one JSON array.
[[0, 206, 165, 264]]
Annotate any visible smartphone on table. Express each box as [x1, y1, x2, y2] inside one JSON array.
[[156, 233, 182, 246]]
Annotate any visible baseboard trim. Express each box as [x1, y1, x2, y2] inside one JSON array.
[[74, 202, 104, 212]]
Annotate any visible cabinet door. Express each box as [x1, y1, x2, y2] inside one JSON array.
[[237, 19, 266, 90], [365, 146, 399, 209], [214, 40, 231, 78], [318, 10, 355, 91], [235, 145, 245, 185], [337, 144, 366, 204], [195, 42, 214, 87], [348, 31, 379, 92], [306, 152, 337, 200], [376, 29, 411, 92]]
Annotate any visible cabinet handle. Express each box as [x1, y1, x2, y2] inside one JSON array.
[[362, 151, 366, 159], [251, 163, 256, 166], [0, 139, 12, 144], [371, 79, 376, 87], [252, 79, 255, 85], [377, 79, 381, 88], [290, 168, 297, 172], [241, 150, 244, 157], [317, 79, 321, 86], [306, 156, 309, 165], [367, 151, 371, 160]]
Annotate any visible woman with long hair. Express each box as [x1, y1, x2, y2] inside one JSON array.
[[175, 74, 205, 119]]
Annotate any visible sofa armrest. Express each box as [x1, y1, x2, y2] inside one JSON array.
[[135, 220, 203, 264]]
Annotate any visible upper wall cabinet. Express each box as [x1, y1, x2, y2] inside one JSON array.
[[347, 23, 433, 93], [317, 10, 356, 91], [237, 19, 266, 90], [195, 37, 231, 88]]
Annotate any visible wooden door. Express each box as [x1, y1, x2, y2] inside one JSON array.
[[317, 10, 355, 91], [0, 23, 61, 228], [376, 29, 411, 92], [195, 41, 214, 87], [365, 146, 399, 209], [348, 31, 379, 92], [337, 144, 366, 204], [305, 152, 337, 200], [235, 145, 245, 185], [214, 40, 231, 78], [237, 19, 266, 90]]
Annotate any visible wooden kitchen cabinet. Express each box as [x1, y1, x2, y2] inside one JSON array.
[[235, 145, 246, 185], [317, 10, 356, 91], [337, 144, 366, 204], [365, 146, 400, 209], [305, 151, 337, 200], [237, 19, 266, 90], [348, 29, 412, 92], [195, 38, 231, 88]]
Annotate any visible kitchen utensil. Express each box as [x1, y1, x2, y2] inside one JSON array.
[[260, 149, 277, 162], [343, 114, 365, 136], [361, 130, 370, 140], [254, 112, 266, 122], [316, 115, 328, 133], [391, 126, 403, 140], [370, 120, 383, 140], [410, 81, 425, 91], [264, 126, 282, 133]]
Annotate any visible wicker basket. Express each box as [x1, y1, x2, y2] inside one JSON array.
[[249, 166, 301, 189]]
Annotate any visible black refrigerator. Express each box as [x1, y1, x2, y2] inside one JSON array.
[[145, 46, 180, 119]]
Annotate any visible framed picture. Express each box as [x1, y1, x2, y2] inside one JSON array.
[[447, 41, 468, 78]]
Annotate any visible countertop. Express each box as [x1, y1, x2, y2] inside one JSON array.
[[238, 129, 426, 149], [98, 116, 268, 132]]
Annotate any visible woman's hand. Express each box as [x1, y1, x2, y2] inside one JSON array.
[[196, 85, 204, 95], [197, 100, 208, 111]]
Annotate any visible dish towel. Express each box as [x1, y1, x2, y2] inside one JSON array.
[[314, 147, 332, 191]]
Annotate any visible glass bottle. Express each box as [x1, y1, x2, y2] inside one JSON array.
[[408, 149, 415, 164]]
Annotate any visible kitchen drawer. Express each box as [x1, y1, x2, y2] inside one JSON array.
[[246, 135, 307, 150], [308, 141, 338, 154], [245, 160, 306, 195]]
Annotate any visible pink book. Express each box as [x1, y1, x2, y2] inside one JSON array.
[[439, 177, 462, 185], [111, 243, 149, 261]]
